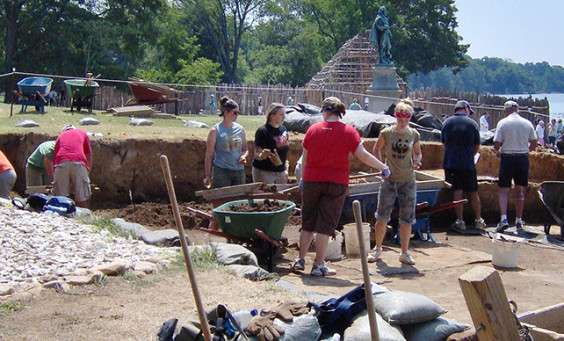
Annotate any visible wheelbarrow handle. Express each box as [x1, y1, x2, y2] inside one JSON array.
[[186, 206, 217, 223], [254, 229, 279, 247]]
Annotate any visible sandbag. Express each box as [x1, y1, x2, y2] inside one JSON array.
[[226, 264, 279, 281], [213, 243, 259, 266], [412, 108, 443, 131], [343, 310, 406, 341], [274, 314, 322, 341], [79, 117, 101, 125], [372, 290, 447, 325], [479, 130, 495, 146], [401, 317, 470, 341], [14, 119, 39, 128]]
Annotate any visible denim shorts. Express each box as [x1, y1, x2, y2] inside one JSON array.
[[375, 180, 416, 225], [212, 166, 245, 188]]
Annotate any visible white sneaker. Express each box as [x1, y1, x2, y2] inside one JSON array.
[[450, 220, 466, 231], [474, 218, 487, 230], [367, 246, 383, 263], [310, 262, 336, 276], [399, 252, 416, 265]]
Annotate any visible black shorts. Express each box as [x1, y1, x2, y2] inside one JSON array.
[[444, 168, 478, 192], [499, 154, 529, 187], [301, 181, 348, 236]]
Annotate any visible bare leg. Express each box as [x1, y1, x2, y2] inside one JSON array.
[[469, 191, 481, 219], [453, 189, 463, 220], [373, 219, 388, 248], [498, 187, 509, 216], [298, 230, 315, 260], [515, 185, 526, 219], [313, 233, 330, 265], [399, 223, 411, 253]]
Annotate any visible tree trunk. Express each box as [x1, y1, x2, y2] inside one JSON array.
[[2, 0, 24, 103]]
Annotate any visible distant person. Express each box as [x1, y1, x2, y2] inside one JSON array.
[[47, 90, 57, 106], [257, 97, 263, 116], [203, 96, 248, 189], [209, 94, 216, 114], [291, 96, 389, 276], [479, 112, 490, 132], [440, 113, 448, 122], [547, 118, 557, 147], [557, 118, 563, 137], [26, 140, 56, 187], [441, 100, 486, 231], [494, 101, 537, 232], [287, 96, 293, 106], [0, 150, 16, 199], [349, 99, 362, 110], [84, 72, 96, 86], [57, 84, 66, 107], [535, 120, 545, 147], [53, 125, 92, 208], [252, 103, 289, 184], [368, 99, 421, 266]]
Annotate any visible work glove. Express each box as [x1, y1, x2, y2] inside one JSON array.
[[381, 166, 391, 178], [245, 312, 284, 341], [256, 149, 272, 161], [268, 149, 283, 166], [273, 301, 310, 322]]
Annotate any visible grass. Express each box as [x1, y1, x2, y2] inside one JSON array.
[[82, 215, 136, 240], [0, 302, 24, 315], [0, 102, 266, 140]]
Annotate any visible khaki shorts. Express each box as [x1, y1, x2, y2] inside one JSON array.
[[251, 166, 287, 184], [53, 161, 91, 202]]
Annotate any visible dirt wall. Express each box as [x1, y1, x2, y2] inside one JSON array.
[[2, 133, 562, 222]]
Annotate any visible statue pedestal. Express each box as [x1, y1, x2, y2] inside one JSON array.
[[366, 65, 402, 113]]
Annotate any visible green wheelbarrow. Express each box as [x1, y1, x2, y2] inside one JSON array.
[[195, 199, 296, 271], [64, 79, 100, 113]]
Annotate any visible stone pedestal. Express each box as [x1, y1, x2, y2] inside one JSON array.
[[366, 65, 402, 113]]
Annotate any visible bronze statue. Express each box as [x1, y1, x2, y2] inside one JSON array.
[[369, 6, 393, 64]]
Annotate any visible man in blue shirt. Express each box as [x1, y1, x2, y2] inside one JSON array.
[[441, 100, 486, 231]]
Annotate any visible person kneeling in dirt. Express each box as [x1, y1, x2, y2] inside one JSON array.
[[291, 97, 389, 276], [52, 124, 92, 208], [367, 99, 421, 266], [25, 140, 56, 188]]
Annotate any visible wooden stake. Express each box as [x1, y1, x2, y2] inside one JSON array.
[[160, 155, 212, 341], [458, 266, 520, 340]]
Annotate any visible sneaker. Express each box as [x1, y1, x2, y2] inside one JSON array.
[[290, 258, 305, 272], [450, 220, 466, 231], [475, 218, 487, 230], [310, 262, 336, 276], [367, 246, 383, 263], [515, 220, 525, 231], [399, 252, 416, 265], [495, 219, 510, 233]]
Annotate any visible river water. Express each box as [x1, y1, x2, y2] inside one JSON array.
[[501, 93, 564, 120]]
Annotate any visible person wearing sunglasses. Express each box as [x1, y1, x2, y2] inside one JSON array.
[[203, 96, 249, 190], [291, 96, 390, 276], [252, 103, 289, 184], [368, 99, 422, 266]]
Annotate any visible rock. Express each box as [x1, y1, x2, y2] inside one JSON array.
[[63, 275, 95, 285], [140, 229, 180, 246], [133, 261, 157, 274], [43, 280, 70, 292], [14, 119, 39, 128], [78, 117, 100, 125], [90, 260, 127, 276], [111, 218, 151, 237], [132, 271, 148, 279], [0, 284, 14, 296]]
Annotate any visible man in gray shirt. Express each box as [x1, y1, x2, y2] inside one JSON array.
[[493, 101, 537, 232]]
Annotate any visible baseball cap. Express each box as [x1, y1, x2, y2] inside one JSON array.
[[454, 100, 474, 114], [504, 100, 519, 109], [62, 124, 75, 132]]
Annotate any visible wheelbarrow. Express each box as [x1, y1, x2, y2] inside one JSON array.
[[538, 181, 564, 238], [126, 77, 181, 106], [190, 199, 296, 272], [13, 77, 53, 114], [64, 79, 100, 113]]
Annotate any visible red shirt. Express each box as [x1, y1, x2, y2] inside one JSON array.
[[302, 121, 361, 185], [0, 151, 14, 174], [53, 129, 92, 170]]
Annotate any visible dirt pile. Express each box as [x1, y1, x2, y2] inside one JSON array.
[[222, 199, 291, 212]]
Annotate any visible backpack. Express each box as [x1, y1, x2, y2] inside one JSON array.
[[14, 193, 76, 216]]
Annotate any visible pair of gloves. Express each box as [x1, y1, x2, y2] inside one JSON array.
[[245, 302, 310, 341], [256, 149, 283, 166]]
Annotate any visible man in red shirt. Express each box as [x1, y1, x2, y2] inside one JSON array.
[[53, 124, 92, 207]]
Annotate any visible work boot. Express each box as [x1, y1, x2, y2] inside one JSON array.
[[495, 219, 510, 233], [399, 252, 416, 265], [367, 246, 383, 263], [474, 218, 487, 230]]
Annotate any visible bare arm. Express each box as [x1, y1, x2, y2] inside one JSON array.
[[44, 157, 54, 181], [412, 141, 422, 170], [372, 136, 386, 163], [239, 129, 249, 164], [203, 127, 217, 187], [355, 143, 387, 171], [529, 139, 537, 152]]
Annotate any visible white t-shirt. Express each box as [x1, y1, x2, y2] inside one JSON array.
[[479, 115, 489, 132], [493, 113, 536, 154], [536, 124, 545, 139]]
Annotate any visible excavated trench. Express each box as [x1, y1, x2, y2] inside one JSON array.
[[2, 132, 563, 228]]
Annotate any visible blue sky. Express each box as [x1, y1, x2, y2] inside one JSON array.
[[454, 0, 564, 67]]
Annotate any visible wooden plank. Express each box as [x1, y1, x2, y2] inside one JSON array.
[[25, 184, 100, 195], [458, 266, 520, 341], [519, 302, 564, 339], [195, 183, 264, 200], [110, 105, 154, 117]]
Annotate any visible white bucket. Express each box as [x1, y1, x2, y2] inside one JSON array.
[[492, 234, 524, 268], [343, 223, 370, 257], [324, 231, 343, 261]]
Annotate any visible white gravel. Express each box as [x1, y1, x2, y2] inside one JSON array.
[[0, 206, 174, 286]]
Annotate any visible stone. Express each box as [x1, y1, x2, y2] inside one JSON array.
[[133, 261, 157, 274], [111, 218, 151, 237], [43, 280, 70, 292], [90, 260, 127, 276], [63, 275, 95, 285], [140, 229, 180, 246], [0, 284, 14, 296]]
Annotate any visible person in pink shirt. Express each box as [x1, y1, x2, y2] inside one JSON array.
[[53, 124, 92, 207]]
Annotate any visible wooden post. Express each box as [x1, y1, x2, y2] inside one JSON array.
[[458, 266, 520, 341]]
